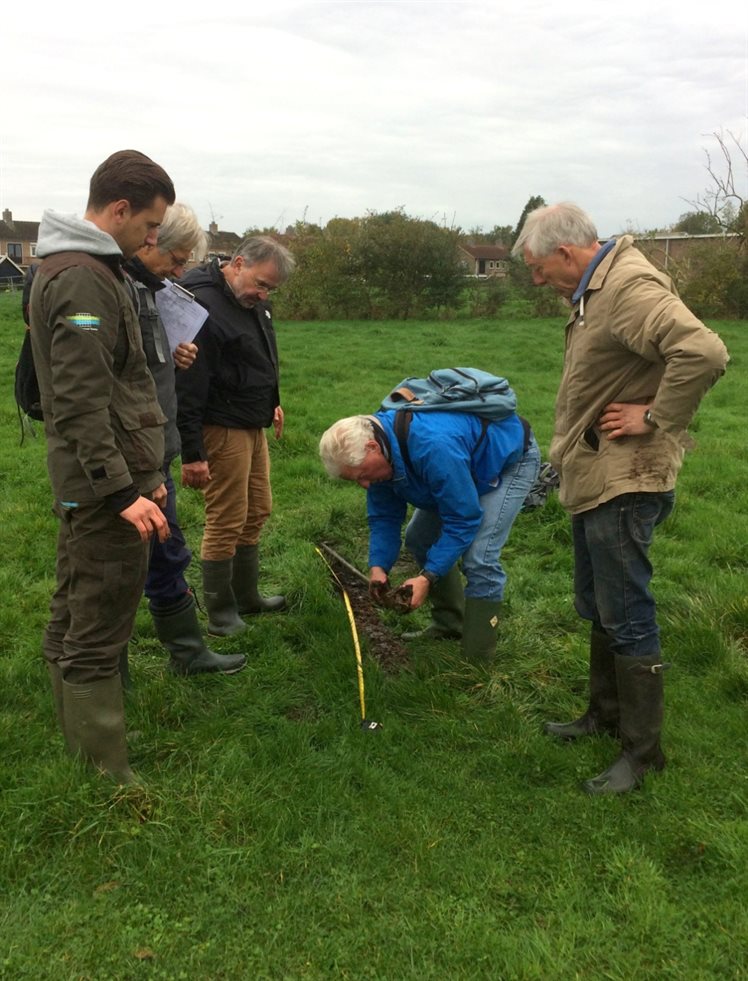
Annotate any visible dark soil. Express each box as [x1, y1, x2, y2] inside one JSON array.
[[321, 551, 411, 673]]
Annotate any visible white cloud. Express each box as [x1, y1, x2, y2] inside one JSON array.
[[2, 0, 746, 236]]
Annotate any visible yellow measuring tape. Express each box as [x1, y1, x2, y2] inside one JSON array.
[[315, 546, 377, 727]]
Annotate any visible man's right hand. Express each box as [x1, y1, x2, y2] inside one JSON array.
[[181, 461, 211, 489], [369, 567, 389, 605], [120, 495, 170, 542]]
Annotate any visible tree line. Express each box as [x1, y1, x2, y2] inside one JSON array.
[[249, 132, 748, 321]]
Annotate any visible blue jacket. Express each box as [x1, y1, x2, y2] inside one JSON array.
[[367, 409, 526, 577]]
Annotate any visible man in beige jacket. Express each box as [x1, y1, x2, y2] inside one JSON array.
[[513, 202, 728, 795]]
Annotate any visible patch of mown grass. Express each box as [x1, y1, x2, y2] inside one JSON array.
[[1, 292, 746, 978]]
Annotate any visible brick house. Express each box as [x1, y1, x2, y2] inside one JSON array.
[[205, 220, 242, 261], [458, 244, 510, 277], [0, 209, 40, 269]]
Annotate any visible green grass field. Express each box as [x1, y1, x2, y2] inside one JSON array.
[[0, 289, 746, 979]]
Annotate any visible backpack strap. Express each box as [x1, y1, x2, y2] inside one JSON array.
[[393, 410, 414, 473], [394, 413, 515, 476]]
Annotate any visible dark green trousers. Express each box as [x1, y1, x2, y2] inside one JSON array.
[[43, 500, 149, 684]]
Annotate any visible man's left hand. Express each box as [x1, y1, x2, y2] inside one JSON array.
[[402, 575, 431, 610], [173, 342, 198, 371], [273, 406, 284, 440], [599, 402, 654, 440]]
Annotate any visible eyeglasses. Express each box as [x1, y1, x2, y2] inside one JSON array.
[[168, 250, 191, 272], [248, 273, 279, 295]]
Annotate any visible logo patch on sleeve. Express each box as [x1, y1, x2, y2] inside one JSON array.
[[67, 313, 100, 330]]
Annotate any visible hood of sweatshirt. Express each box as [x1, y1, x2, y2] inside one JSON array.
[[35, 209, 123, 260]]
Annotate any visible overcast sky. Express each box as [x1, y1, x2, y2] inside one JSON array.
[[2, 0, 746, 239]]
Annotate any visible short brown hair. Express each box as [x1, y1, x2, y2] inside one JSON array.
[[87, 149, 176, 213]]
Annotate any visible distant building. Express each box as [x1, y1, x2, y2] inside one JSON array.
[[205, 220, 242, 261], [459, 244, 510, 277], [0, 254, 25, 286], [0, 209, 40, 269]]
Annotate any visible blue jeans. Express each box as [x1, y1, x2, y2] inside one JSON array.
[[144, 467, 192, 608], [572, 491, 675, 657], [404, 437, 541, 600]]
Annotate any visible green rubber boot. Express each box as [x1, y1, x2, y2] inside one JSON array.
[[233, 544, 286, 615], [151, 594, 248, 676], [202, 558, 248, 636], [62, 674, 136, 784], [584, 653, 668, 796], [47, 661, 66, 741], [402, 565, 465, 641], [544, 626, 619, 740], [460, 597, 502, 663]]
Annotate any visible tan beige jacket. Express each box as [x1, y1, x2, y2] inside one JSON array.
[[550, 236, 729, 514]]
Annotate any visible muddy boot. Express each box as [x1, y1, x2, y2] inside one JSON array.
[[47, 661, 66, 740], [202, 559, 248, 636], [62, 674, 136, 784], [151, 594, 247, 676], [460, 597, 502, 663], [583, 653, 668, 796], [233, 544, 286, 615], [403, 565, 464, 640], [545, 626, 619, 740]]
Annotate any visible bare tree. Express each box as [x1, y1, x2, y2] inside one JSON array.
[[685, 130, 747, 237]]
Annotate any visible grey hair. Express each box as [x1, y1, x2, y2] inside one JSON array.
[[512, 202, 599, 258], [319, 416, 376, 478], [156, 202, 208, 258], [233, 235, 296, 282]]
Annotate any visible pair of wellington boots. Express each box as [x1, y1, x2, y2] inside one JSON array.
[[403, 566, 501, 662], [202, 545, 286, 637], [118, 594, 247, 688], [544, 627, 667, 794], [48, 662, 136, 784]]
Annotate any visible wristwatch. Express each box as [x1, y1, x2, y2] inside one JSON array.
[[643, 409, 658, 430], [418, 569, 439, 586]]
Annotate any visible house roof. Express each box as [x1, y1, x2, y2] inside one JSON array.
[[206, 229, 242, 256], [0, 219, 40, 242], [460, 244, 509, 260], [0, 255, 25, 278]]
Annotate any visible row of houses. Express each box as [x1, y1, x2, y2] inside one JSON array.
[[1, 207, 741, 285]]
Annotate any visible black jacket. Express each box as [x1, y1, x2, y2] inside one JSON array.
[[175, 259, 280, 463]]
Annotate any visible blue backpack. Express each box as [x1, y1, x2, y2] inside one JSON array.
[[380, 368, 519, 473], [380, 367, 517, 419]]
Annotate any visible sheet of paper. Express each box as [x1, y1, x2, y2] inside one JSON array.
[[155, 280, 208, 352]]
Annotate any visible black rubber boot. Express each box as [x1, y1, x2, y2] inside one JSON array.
[[583, 653, 668, 796], [233, 544, 286, 615], [62, 674, 136, 783], [402, 565, 465, 640], [460, 597, 502, 663], [151, 594, 247, 676], [202, 558, 248, 636], [544, 626, 619, 740]]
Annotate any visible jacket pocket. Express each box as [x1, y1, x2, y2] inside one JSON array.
[[111, 395, 167, 473]]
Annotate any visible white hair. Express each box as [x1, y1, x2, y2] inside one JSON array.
[[319, 416, 375, 478], [512, 202, 599, 258], [156, 202, 208, 258]]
